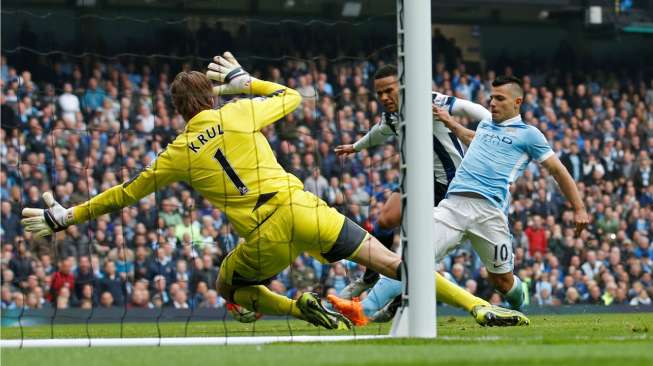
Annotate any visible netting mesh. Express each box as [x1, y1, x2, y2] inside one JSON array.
[[2, 8, 404, 342]]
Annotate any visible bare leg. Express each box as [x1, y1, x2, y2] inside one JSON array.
[[487, 271, 525, 310], [377, 192, 401, 229], [350, 236, 489, 312], [487, 272, 514, 294], [350, 236, 402, 279]]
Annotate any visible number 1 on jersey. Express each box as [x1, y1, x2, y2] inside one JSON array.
[[214, 148, 249, 195]]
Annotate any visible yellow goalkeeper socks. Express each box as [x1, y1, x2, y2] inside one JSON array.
[[435, 272, 490, 312], [233, 285, 303, 318]]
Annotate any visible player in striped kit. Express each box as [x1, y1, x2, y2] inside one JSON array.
[[334, 65, 490, 296]]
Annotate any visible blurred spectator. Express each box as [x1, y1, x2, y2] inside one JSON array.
[[290, 257, 319, 293], [8, 239, 32, 286], [58, 83, 79, 122], [217, 224, 238, 256], [525, 216, 548, 257], [304, 167, 328, 200], [1, 202, 20, 242], [56, 286, 71, 309], [74, 255, 96, 302], [172, 289, 189, 309], [564, 287, 581, 305], [561, 142, 583, 182], [581, 251, 603, 279], [98, 260, 126, 306], [200, 289, 225, 309], [79, 283, 96, 308], [324, 262, 349, 294], [99, 291, 114, 308], [129, 281, 154, 309], [152, 275, 171, 306], [133, 246, 151, 281], [450, 263, 468, 287], [82, 78, 105, 114], [1, 285, 14, 309], [49, 256, 74, 303]]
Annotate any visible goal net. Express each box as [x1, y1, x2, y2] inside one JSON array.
[[0, 3, 436, 347]]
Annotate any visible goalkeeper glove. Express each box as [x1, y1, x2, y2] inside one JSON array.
[[206, 51, 253, 95], [21, 192, 74, 238]]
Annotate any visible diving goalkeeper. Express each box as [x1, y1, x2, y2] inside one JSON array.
[[22, 52, 528, 329]]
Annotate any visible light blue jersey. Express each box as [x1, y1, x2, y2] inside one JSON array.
[[447, 115, 554, 213]]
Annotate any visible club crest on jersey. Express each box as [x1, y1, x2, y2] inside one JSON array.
[[504, 127, 519, 136], [431, 92, 450, 107], [188, 124, 224, 153]]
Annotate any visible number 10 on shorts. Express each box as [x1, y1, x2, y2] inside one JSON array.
[[494, 243, 509, 262]]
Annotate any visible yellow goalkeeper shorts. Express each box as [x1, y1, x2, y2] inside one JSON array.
[[219, 189, 368, 286]]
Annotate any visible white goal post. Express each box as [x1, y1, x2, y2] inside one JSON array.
[[391, 0, 436, 338]]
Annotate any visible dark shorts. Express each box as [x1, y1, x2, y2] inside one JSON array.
[[322, 217, 368, 262]]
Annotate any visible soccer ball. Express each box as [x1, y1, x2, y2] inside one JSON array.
[[227, 302, 263, 323]]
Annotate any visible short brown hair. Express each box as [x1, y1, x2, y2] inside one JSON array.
[[171, 71, 214, 121]]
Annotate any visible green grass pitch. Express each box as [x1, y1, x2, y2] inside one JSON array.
[[1, 313, 652, 366]]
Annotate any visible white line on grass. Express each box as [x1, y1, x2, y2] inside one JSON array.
[[1, 335, 391, 348]]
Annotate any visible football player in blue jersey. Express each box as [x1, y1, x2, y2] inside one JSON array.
[[429, 75, 589, 310], [329, 75, 587, 325]]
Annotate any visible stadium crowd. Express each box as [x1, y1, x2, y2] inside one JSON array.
[[1, 33, 652, 313]]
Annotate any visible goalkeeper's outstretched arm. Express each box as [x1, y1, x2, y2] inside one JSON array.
[[241, 79, 301, 131], [72, 150, 181, 223], [207, 52, 301, 131], [22, 149, 182, 237]]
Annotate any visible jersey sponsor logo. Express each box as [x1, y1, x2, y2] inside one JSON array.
[[188, 125, 225, 153], [479, 132, 513, 146]]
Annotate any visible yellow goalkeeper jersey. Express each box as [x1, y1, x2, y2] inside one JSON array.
[[72, 79, 303, 237]]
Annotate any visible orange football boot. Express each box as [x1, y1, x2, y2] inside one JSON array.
[[326, 294, 369, 326]]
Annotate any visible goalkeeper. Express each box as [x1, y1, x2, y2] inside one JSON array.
[[22, 52, 528, 329]]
